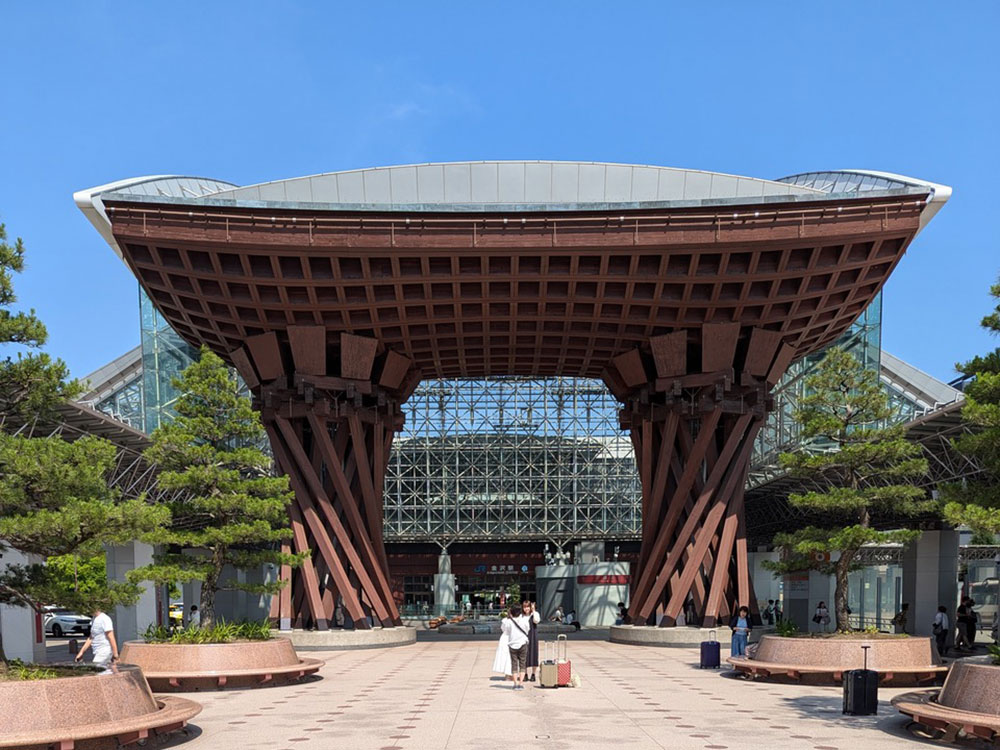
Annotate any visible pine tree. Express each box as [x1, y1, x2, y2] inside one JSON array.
[[0, 220, 167, 670], [129, 347, 299, 628], [764, 347, 933, 631], [943, 277, 1000, 536]]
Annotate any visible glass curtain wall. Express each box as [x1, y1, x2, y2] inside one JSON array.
[[140, 288, 200, 432], [749, 295, 882, 489]]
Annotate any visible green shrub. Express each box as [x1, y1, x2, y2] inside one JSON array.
[[142, 619, 272, 644], [0, 660, 99, 681], [775, 620, 799, 637], [989, 643, 1000, 666]]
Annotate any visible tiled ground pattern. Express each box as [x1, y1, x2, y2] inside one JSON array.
[[157, 640, 948, 750]]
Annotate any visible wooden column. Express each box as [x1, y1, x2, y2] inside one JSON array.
[[232, 328, 417, 631], [605, 327, 795, 628]]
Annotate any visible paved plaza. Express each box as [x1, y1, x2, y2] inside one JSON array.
[[152, 637, 950, 750]]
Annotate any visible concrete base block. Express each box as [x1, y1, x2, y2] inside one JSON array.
[[279, 626, 417, 650]]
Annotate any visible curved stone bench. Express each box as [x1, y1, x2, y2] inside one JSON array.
[[892, 657, 1000, 743], [119, 637, 323, 691], [0, 664, 200, 749], [726, 634, 947, 686], [281, 626, 416, 650]]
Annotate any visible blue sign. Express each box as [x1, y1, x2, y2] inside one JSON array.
[[521, 565, 529, 573], [474, 564, 487, 574]]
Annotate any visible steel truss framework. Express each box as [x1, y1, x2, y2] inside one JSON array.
[[744, 400, 984, 545], [384, 377, 639, 542], [1, 404, 184, 505]]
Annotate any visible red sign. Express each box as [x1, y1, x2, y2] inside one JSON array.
[[576, 575, 629, 585]]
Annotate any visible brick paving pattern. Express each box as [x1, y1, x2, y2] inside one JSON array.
[[147, 639, 949, 750]]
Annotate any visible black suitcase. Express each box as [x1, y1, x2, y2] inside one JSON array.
[[842, 669, 878, 715], [700, 629, 720, 669]]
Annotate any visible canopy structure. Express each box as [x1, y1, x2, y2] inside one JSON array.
[[78, 161, 950, 629]]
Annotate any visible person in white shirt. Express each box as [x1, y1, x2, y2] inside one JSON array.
[[492, 624, 512, 679], [75, 608, 118, 670], [501, 603, 532, 689], [187, 605, 201, 628], [933, 605, 949, 656]]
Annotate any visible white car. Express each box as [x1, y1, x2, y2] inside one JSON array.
[[43, 609, 91, 637]]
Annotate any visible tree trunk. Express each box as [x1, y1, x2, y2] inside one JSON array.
[[200, 552, 223, 629], [0, 630, 8, 674], [834, 552, 853, 632]]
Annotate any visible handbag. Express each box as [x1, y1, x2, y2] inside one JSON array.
[[812, 614, 822, 624]]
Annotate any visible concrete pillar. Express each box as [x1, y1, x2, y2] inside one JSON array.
[[783, 569, 835, 633], [748, 550, 781, 613], [535, 564, 575, 620], [902, 529, 960, 637], [0, 550, 46, 662], [433, 553, 455, 615], [106, 541, 157, 642], [572, 562, 630, 625]]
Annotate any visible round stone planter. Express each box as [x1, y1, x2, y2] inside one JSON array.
[[610, 624, 761, 648], [727, 634, 947, 685], [893, 657, 1000, 742], [281, 626, 417, 650], [0, 664, 200, 749], [119, 637, 323, 691]]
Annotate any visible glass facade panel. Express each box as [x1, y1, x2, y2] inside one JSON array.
[[749, 294, 882, 489], [140, 287, 199, 432]]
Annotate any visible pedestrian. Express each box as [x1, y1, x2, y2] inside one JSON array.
[[684, 597, 697, 626], [890, 603, 909, 634], [75, 607, 118, 670], [522, 600, 541, 682], [616, 601, 627, 626], [187, 604, 200, 628], [933, 605, 949, 656], [549, 604, 565, 623], [492, 616, 512, 680], [965, 596, 979, 650], [565, 609, 582, 631], [729, 605, 752, 657], [774, 601, 783, 624], [813, 601, 831, 631], [501, 602, 531, 689], [763, 600, 776, 625], [955, 600, 972, 651]]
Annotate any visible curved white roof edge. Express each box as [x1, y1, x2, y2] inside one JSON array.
[[76, 164, 950, 259], [201, 160, 827, 208], [777, 169, 951, 233], [75, 175, 237, 259]]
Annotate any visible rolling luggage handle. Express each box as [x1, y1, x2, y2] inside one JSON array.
[[556, 633, 568, 663], [708, 629, 716, 643]]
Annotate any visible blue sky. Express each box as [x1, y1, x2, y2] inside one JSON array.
[[1, 2, 997, 383]]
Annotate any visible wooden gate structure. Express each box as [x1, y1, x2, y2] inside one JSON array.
[[78, 163, 949, 629]]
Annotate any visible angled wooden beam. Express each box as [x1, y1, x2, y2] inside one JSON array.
[[273, 416, 390, 624], [634, 412, 753, 621], [266, 422, 366, 627], [630, 408, 722, 612], [307, 412, 400, 624]]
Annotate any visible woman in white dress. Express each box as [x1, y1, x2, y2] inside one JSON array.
[[492, 624, 512, 678]]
